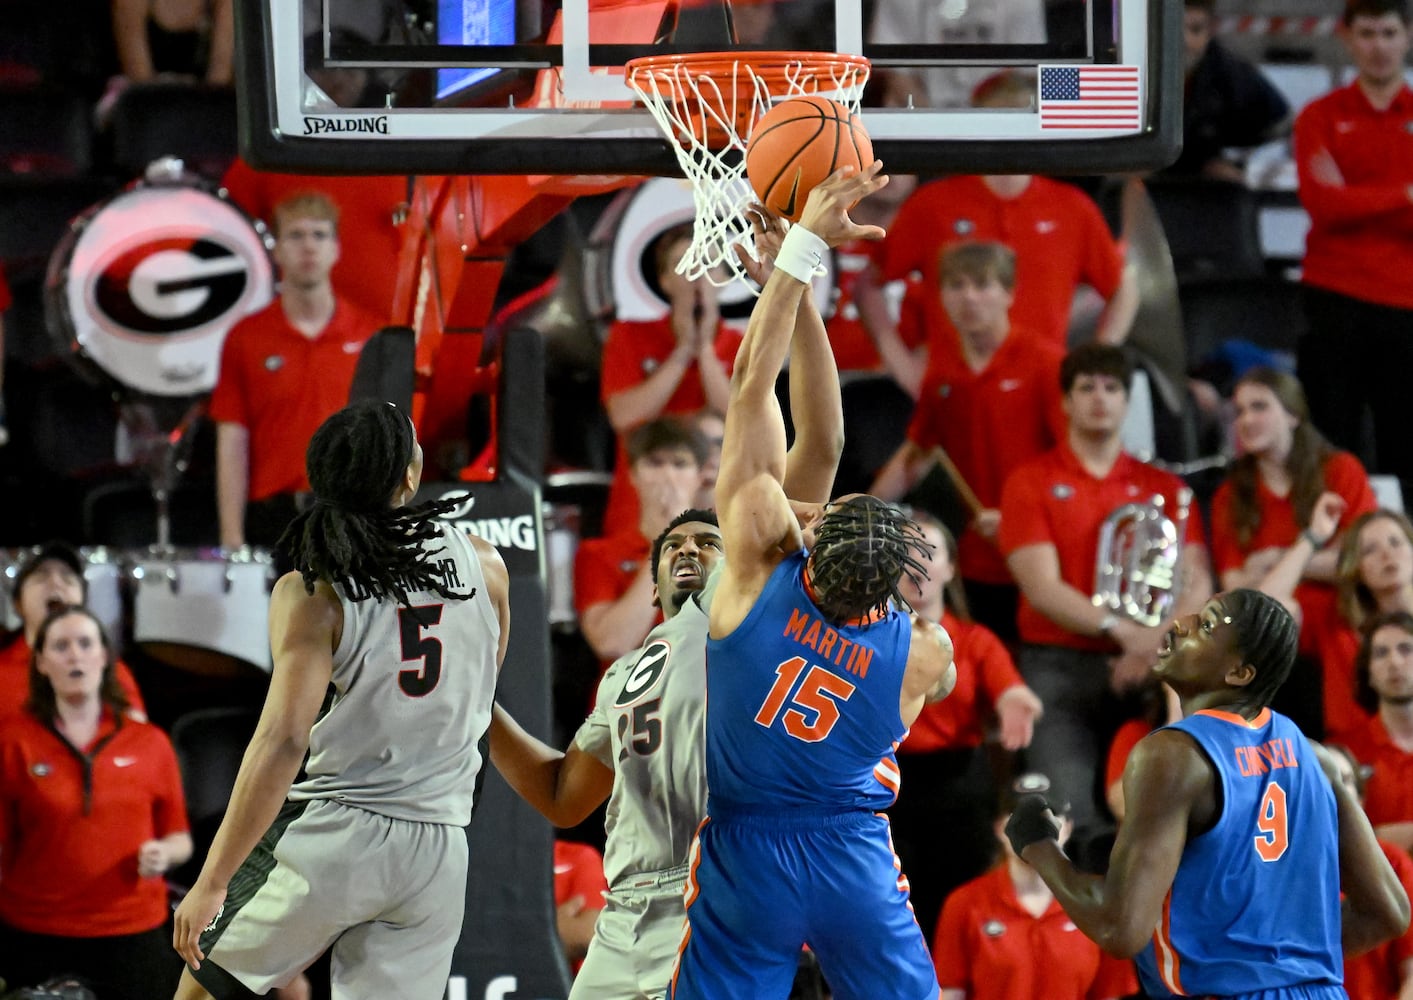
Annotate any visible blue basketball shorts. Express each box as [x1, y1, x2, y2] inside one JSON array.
[[670, 806, 938, 1000]]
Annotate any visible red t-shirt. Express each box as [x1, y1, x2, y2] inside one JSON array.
[[597, 315, 742, 530], [0, 711, 188, 936], [901, 610, 1023, 754], [933, 864, 1138, 1000], [999, 444, 1206, 650], [1345, 715, 1413, 831], [209, 298, 380, 501], [0, 636, 146, 721], [1307, 600, 1371, 745], [907, 331, 1066, 583], [554, 839, 608, 975], [1294, 82, 1413, 310], [220, 159, 412, 322], [872, 175, 1124, 352], [1209, 451, 1375, 654]]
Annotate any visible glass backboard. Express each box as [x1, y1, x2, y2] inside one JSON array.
[[237, 0, 1180, 175]]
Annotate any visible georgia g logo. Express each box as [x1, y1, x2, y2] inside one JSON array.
[[93, 237, 251, 333], [616, 640, 670, 707]]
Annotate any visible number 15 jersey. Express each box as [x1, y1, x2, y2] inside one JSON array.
[[704, 550, 912, 813]]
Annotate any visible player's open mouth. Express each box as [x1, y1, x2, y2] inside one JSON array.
[[674, 559, 703, 583]]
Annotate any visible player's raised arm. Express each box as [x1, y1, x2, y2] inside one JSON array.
[[714, 166, 888, 592]]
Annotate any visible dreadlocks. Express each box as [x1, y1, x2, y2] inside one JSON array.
[[1223, 588, 1300, 711], [807, 495, 932, 626], [278, 400, 470, 607]]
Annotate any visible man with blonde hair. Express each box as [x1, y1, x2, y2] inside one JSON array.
[[211, 191, 382, 552]]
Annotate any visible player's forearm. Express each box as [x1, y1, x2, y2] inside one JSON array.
[[197, 730, 308, 887], [733, 270, 808, 405], [782, 294, 844, 504], [1021, 841, 1134, 953], [489, 704, 578, 825]]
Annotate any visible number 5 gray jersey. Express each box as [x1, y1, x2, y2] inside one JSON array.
[[289, 524, 500, 827], [574, 586, 711, 890]]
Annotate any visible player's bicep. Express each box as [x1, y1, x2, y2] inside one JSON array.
[[717, 472, 799, 571]]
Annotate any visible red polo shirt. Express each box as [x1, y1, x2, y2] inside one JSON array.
[[1345, 841, 1413, 1000], [999, 444, 1205, 650], [0, 711, 188, 936], [209, 297, 379, 501], [598, 314, 742, 529], [0, 636, 146, 721], [554, 839, 609, 974], [901, 610, 1024, 754], [934, 864, 1138, 999], [1210, 451, 1375, 654], [1295, 82, 1413, 310], [871, 175, 1124, 352], [907, 330, 1066, 583], [1345, 714, 1413, 830], [825, 242, 927, 373], [220, 159, 411, 322]]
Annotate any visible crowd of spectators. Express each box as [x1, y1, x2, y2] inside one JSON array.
[[0, 0, 1411, 997]]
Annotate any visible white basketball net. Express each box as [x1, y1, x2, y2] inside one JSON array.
[[626, 54, 870, 288]]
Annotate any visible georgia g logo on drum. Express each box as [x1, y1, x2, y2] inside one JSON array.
[[94, 237, 252, 334], [62, 185, 274, 398]]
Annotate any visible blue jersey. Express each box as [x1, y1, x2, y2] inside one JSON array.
[[703, 551, 911, 812], [1135, 708, 1342, 998]]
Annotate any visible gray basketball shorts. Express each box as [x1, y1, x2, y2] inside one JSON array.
[[194, 797, 469, 1000], [570, 889, 688, 1000]]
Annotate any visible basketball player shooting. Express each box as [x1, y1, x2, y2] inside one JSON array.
[[670, 163, 956, 1000]]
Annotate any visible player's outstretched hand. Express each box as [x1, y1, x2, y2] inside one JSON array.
[[796, 162, 889, 248], [1004, 793, 1062, 857], [733, 203, 787, 285]]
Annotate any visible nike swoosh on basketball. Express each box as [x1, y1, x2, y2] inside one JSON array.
[[114, 756, 138, 767], [781, 172, 803, 219]]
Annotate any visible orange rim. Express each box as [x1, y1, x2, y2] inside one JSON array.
[[626, 51, 870, 148]]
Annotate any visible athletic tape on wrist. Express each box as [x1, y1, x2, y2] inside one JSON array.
[[774, 224, 829, 284]]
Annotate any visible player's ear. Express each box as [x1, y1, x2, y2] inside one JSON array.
[[651, 586, 661, 610], [1226, 661, 1256, 688]]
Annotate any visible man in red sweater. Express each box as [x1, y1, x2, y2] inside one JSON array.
[[1295, 0, 1413, 483]]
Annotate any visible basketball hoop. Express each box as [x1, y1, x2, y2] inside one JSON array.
[[626, 51, 870, 287]]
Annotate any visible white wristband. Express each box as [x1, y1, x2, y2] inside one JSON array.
[[773, 224, 829, 284]]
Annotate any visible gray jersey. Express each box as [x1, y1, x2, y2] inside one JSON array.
[[289, 525, 499, 825], [574, 575, 715, 890]]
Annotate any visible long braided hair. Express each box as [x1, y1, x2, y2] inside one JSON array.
[[807, 495, 932, 626], [278, 400, 471, 606]]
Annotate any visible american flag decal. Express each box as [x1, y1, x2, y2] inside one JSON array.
[[1038, 65, 1141, 131]]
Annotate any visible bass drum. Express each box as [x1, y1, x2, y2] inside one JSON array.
[[45, 162, 275, 400], [582, 175, 837, 330]]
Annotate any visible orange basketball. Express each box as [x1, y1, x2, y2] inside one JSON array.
[[745, 96, 872, 223]]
